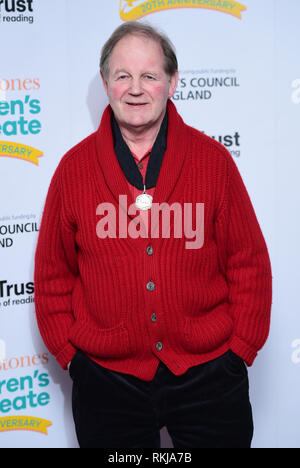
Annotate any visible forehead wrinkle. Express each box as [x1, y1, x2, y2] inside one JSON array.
[[109, 35, 165, 74]]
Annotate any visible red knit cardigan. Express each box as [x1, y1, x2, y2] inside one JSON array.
[[34, 100, 272, 381]]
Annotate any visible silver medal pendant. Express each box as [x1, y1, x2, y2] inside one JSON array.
[[135, 185, 153, 211]]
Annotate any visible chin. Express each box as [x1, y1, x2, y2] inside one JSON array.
[[123, 116, 153, 129]]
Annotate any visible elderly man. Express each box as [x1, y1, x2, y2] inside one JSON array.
[[35, 22, 272, 448]]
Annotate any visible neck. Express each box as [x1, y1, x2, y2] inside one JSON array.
[[121, 129, 158, 160], [117, 115, 166, 161]]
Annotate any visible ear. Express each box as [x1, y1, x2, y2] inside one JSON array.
[[168, 71, 179, 99], [101, 71, 108, 94]]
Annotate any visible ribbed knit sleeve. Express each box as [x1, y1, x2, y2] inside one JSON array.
[[34, 164, 78, 369], [215, 151, 272, 365]]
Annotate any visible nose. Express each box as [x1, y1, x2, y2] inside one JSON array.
[[129, 77, 143, 95]]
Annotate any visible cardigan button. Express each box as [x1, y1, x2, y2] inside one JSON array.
[[146, 281, 155, 291], [156, 342, 163, 351], [151, 313, 157, 322]]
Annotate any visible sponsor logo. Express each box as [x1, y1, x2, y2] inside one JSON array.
[[0, 77, 43, 164], [0, 77, 40, 102], [0, 0, 34, 24], [0, 213, 39, 248], [119, 0, 247, 21], [0, 352, 49, 372], [0, 416, 52, 434], [202, 131, 241, 158], [0, 351, 52, 434], [0, 372, 52, 433], [0, 94, 42, 136], [0, 279, 34, 307], [0, 77, 40, 92], [0, 141, 43, 166], [173, 68, 240, 102], [0, 141, 43, 165]]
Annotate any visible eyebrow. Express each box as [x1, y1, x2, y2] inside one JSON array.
[[113, 68, 129, 77], [112, 69, 162, 78]]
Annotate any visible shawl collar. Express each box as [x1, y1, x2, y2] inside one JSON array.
[[94, 100, 187, 218]]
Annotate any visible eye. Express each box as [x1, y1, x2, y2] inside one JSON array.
[[145, 75, 155, 80], [117, 74, 129, 80]]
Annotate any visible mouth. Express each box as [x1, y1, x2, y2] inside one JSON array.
[[126, 102, 148, 107]]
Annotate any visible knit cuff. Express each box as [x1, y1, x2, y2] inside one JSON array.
[[56, 342, 77, 370], [229, 335, 258, 367]]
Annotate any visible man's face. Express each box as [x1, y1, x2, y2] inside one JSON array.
[[102, 34, 178, 135]]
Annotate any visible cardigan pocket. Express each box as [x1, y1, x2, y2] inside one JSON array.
[[68, 320, 131, 359], [183, 309, 233, 354]]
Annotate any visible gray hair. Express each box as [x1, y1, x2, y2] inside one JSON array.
[[100, 21, 178, 81]]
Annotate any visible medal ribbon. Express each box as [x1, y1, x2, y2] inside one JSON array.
[[111, 112, 168, 191]]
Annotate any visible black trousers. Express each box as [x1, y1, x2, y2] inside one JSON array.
[[69, 350, 253, 448]]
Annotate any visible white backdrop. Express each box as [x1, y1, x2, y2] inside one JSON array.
[[0, 0, 299, 448]]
